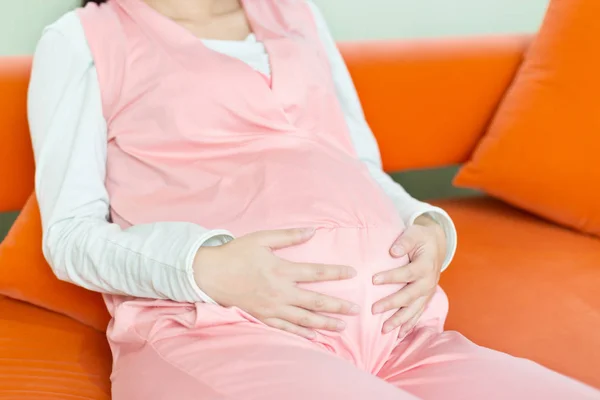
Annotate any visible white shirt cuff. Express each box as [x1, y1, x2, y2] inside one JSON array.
[[183, 229, 235, 304], [407, 207, 457, 272]]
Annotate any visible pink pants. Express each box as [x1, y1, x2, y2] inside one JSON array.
[[109, 227, 599, 399]]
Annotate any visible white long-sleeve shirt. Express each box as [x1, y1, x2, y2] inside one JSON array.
[[28, 1, 457, 304]]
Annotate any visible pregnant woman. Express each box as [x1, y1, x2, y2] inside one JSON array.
[[28, 0, 599, 398]]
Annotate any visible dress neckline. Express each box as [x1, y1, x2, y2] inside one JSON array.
[[113, 0, 279, 90]]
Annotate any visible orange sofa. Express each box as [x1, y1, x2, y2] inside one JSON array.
[[1, 35, 599, 398]]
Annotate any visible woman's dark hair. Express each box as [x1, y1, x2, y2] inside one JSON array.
[[82, 0, 108, 5]]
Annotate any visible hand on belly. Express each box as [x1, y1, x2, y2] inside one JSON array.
[[371, 216, 447, 337], [194, 221, 444, 342], [192, 227, 362, 340]]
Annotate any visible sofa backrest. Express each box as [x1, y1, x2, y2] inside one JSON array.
[[0, 35, 530, 213], [340, 34, 530, 171]]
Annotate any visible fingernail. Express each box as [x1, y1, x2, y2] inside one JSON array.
[[302, 227, 316, 236], [307, 330, 317, 339], [373, 275, 384, 285], [336, 320, 346, 331], [349, 304, 360, 314], [372, 305, 383, 314], [382, 324, 393, 334], [391, 245, 405, 257]]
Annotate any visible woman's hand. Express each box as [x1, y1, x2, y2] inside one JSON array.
[[372, 215, 446, 336], [193, 228, 360, 339]]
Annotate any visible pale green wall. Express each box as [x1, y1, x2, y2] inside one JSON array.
[[1, 0, 548, 56], [316, 0, 548, 40], [0, 0, 80, 56]]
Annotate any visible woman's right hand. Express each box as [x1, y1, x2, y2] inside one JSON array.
[[193, 228, 359, 339]]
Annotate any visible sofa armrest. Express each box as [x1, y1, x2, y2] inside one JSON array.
[[0, 57, 34, 213], [340, 34, 531, 172]]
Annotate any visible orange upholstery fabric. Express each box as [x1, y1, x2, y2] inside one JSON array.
[[0, 296, 111, 399], [455, 0, 600, 237], [0, 194, 110, 332], [435, 197, 600, 388], [0, 57, 34, 213], [340, 35, 530, 171]]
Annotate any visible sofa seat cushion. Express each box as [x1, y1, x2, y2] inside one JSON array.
[[434, 197, 600, 388], [0, 296, 111, 399]]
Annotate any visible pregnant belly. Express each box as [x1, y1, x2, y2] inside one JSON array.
[[105, 136, 438, 373]]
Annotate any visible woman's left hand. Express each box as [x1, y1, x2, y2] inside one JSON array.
[[372, 214, 446, 335]]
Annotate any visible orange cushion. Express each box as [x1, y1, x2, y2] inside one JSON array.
[[0, 296, 111, 399], [0, 193, 110, 332], [454, 0, 600, 236], [434, 197, 600, 388]]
